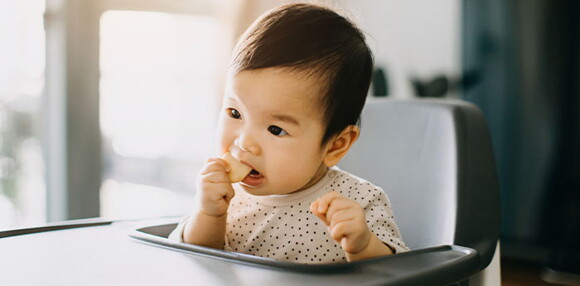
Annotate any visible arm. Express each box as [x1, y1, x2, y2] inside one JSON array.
[[310, 191, 393, 262], [344, 232, 394, 261], [183, 158, 235, 249]]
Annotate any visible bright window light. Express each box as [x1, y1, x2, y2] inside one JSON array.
[[100, 10, 221, 160], [0, 0, 47, 228], [99, 10, 223, 219]]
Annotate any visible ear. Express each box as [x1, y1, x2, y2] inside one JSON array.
[[323, 125, 360, 167]]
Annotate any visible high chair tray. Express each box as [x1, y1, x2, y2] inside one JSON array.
[[1, 218, 480, 286], [130, 222, 482, 277]]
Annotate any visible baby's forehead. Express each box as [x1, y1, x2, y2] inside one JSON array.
[[282, 70, 327, 101], [228, 67, 328, 114]]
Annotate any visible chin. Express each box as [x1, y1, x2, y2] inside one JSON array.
[[238, 183, 297, 196], [238, 184, 270, 196]]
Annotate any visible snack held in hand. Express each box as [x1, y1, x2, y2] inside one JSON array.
[[221, 152, 252, 183]]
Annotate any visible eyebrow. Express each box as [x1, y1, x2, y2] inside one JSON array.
[[271, 114, 300, 126]]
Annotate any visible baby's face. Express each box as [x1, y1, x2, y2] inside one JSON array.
[[217, 67, 330, 196]]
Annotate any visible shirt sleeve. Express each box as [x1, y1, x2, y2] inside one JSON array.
[[168, 215, 190, 242], [168, 215, 232, 251], [364, 189, 410, 254]]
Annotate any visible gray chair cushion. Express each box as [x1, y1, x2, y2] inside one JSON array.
[[340, 98, 499, 270]]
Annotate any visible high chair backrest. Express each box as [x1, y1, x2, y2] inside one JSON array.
[[340, 98, 499, 271]]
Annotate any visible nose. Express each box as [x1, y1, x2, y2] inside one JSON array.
[[234, 131, 261, 156]]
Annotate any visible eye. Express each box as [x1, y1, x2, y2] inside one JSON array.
[[268, 125, 288, 136], [227, 108, 241, 119]]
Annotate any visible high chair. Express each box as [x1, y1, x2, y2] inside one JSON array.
[[341, 98, 501, 285], [0, 98, 500, 286]]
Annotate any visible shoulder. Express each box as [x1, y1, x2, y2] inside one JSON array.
[[327, 168, 386, 208]]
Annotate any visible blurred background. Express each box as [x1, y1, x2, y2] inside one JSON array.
[[0, 0, 578, 284]]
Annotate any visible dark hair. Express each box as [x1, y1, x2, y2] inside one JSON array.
[[231, 3, 373, 145]]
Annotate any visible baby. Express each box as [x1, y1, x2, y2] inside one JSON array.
[[169, 3, 408, 263]]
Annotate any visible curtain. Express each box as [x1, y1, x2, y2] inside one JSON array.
[[462, 0, 580, 273]]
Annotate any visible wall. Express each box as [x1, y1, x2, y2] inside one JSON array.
[[334, 0, 461, 98]]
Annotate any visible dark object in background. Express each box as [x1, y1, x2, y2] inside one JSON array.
[[411, 69, 481, 98], [539, 0, 580, 281], [372, 67, 389, 97], [411, 75, 449, 97]]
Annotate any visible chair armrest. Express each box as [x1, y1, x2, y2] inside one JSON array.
[[132, 223, 481, 285], [0, 218, 112, 238], [356, 244, 480, 285]]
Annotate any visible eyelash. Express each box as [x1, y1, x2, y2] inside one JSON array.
[[227, 108, 288, 137]]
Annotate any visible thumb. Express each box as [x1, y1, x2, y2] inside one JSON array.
[[223, 186, 235, 204]]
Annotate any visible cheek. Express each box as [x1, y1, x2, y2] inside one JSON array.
[[216, 116, 235, 153], [268, 144, 323, 180]]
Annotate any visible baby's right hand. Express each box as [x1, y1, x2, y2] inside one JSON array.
[[196, 158, 235, 217]]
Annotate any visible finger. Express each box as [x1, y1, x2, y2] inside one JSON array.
[[199, 171, 231, 184], [315, 191, 342, 214], [326, 197, 355, 225], [200, 183, 235, 205], [223, 185, 235, 203], [309, 201, 318, 214], [309, 201, 329, 225], [328, 209, 357, 229], [203, 158, 230, 174], [200, 158, 230, 175], [329, 220, 350, 242]]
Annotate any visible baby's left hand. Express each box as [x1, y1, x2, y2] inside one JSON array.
[[310, 191, 371, 255]]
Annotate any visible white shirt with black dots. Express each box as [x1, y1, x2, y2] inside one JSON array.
[[169, 167, 409, 264]]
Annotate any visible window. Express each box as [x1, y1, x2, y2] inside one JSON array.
[[0, 0, 47, 228], [99, 11, 223, 219]]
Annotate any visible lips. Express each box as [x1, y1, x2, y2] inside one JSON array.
[[242, 168, 265, 186]]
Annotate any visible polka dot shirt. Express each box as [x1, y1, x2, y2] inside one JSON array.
[[170, 167, 409, 264]]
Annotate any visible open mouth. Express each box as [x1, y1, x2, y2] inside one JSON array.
[[242, 169, 264, 186], [248, 169, 261, 177]]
